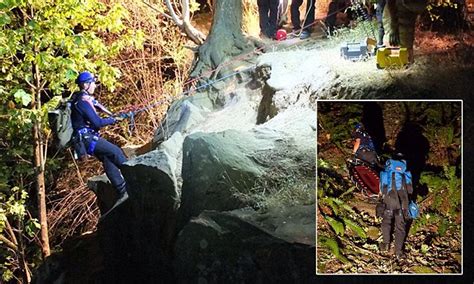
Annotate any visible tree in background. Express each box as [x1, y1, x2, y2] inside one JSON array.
[[162, 0, 260, 82], [163, 0, 206, 44], [0, 0, 143, 281]]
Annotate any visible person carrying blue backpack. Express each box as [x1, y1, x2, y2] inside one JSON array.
[[378, 153, 413, 258]]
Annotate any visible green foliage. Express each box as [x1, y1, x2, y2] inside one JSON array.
[[426, 0, 459, 22], [343, 217, 367, 240], [420, 166, 461, 217], [318, 236, 349, 264], [318, 170, 368, 264], [0, 186, 40, 282], [318, 158, 330, 169], [326, 19, 378, 44], [0, 0, 144, 97], [412, 265, 436, 273], [410, 166, 460, 236], [0, 0, 144, 280], [437, 218, 448, 236], [318, 102, 363, 149], [325, 216, 345, 236]]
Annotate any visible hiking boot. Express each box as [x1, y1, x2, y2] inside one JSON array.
[[299, 30, 311, 40], [379, 243, 389, 253], [116, 191, 129, 205], [98, 191, 129, 222]]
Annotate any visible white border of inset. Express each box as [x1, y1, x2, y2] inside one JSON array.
[[315, 99, 463, 276]]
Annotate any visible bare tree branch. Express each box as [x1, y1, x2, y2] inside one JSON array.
[[0, 234, 18, 251], [5, 218, 18, 246], [182, 0, 190, 20], [165, 0, 183, 26], [163, 0, 206, 45], [142, 1, 173, 20]]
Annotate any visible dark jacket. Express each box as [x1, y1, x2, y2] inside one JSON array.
[[71, 91, 115, 132], [353, 129, 375, 151]]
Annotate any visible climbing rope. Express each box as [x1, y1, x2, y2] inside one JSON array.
[[117, 3, 367, 135]]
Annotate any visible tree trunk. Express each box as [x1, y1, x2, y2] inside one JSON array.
[[31, 63, 50, 258], [189, 0, 259, 80], [33, 122, 50, 258]]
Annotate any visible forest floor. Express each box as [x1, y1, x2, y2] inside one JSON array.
[[316, 101, 462, 274], [260, 22, 474, 102]]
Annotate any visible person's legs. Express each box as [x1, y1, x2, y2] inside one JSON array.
[[326, 2, 337, 36], [93, 137, 127, 194], [398, 9, 417, 63], [291, 0, 303, 31], [381, 209, 393, 249], [303, 0, 315, 32], [268, 0, 279, 38], [376, 0, 386, 46], [257, 0, 270, 36], [393, 209, 407, 256]]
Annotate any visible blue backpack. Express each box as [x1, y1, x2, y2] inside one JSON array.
[[380, 159, 412, 193], [408, 200, 419, 219]]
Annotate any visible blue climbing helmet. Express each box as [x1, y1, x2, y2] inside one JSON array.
[[75, 71, 96, 84]]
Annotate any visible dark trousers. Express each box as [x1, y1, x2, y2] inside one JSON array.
[[291, 0, 315, 32], [86, 136, 127, 194], [376, 0, 386, 45], [257, 0, 279, 38], [381, 209, 406, 254], [355, 149, 378, 166], [326, 2, 337, 35]]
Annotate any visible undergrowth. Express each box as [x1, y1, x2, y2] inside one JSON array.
[[410, 166, 461, 236], [48, 0, 195, 249], [231, 149, 315, 211]]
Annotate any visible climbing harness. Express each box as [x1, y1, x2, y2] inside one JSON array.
[[77, 128, 100, 155]]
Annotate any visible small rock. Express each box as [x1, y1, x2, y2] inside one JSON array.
[[367, 226, 380, 240]]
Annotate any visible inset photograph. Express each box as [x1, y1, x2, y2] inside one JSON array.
[[316, 100, 462, 274]]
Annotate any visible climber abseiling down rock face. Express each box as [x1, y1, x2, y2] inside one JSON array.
[[70, 71, 129, 206]]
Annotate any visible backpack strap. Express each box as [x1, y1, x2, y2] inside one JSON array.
[[391, 171, 405, 215], [391, 172, 396, 192], [401, 173, 406, 191], [404, 172, 413, 194], [380, 171, 388, 196]]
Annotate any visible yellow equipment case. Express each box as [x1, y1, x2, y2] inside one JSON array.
[[376, 47, 409, 69]]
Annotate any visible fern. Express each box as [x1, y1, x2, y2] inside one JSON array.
[[325, 216, 345, 236], [319, 236, 349, 264], [343, 218, 367, 240]]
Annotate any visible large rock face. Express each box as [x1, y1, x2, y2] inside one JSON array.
[[179, 126, 315, 226], [180, 130, 267, 220], [174, 210, 315, 283], [36, 47, 318, 283]]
